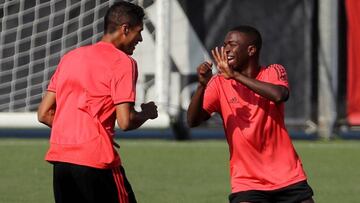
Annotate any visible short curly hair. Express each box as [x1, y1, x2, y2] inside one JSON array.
[[230, 25, 262, 51], [104, 1, 145, 34]]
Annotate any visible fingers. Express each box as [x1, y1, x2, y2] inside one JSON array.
[[141, 101, 158, 119], [211, 46, 228, 61], [202, 61, 213, 69], [212, 47, 226, 72], [198, 62, 212, 75], [147, 101, 155, 106], [211, 47, 221, 73], [142, 101, 157, 108], [211, 47, 220, 64], [221, 46, 227, 61]]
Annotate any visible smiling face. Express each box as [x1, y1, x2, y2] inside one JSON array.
[[224, 31, 257, 71]]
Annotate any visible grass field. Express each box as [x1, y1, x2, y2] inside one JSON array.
[[0, 138, 360, 203]]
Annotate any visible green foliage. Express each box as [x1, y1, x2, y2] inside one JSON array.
[[0, 139, 359, 203]]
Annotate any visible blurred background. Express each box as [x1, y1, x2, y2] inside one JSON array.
[[0, 0, 358, 140], [2, 1, 360, 203]]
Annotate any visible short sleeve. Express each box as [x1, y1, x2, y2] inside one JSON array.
[[47, 57, 65, 92], [110, 57, 137, 104], [203, 76, 220, 114], [266, 64, 289, 88]]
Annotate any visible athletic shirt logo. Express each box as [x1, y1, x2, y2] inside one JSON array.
[[229, 97, 239, 104]]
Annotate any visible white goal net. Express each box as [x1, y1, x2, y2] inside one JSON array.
[[0, 0, 209, 131], [0, 0, 119, 112]]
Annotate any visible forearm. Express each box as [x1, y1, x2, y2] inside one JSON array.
[[37, 91, 56, 128], [125, 110, 149, 131], [233, 72, 288, 103], [187, 85, 209, 127], [116, 102, 158, 131], [38, 109, 55, 128]]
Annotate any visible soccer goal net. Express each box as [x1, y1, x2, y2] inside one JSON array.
[[0, 0, 117, 112], [0, 0, 211, 131], [0, 0, 171, 129]]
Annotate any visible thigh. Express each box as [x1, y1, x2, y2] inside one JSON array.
[[229, 190, 272, 203], [70, 164, 122, 203], [273, 181, 314, 203], [53, 162, 137, 203], [53, 162, 86, 203], [119, 166, 137, 203]]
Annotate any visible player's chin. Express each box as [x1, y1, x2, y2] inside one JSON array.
[[125, 48, 135, 55], [129, 46, 137, 55], [228, 60, 236, 68]]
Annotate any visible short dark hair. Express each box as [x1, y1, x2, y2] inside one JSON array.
[[104, 1, 145, 34], [230, 25, 262, 51]]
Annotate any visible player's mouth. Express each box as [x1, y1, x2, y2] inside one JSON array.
[[227, 55, 235, 64]]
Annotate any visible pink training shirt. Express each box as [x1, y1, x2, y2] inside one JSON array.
[[203, 64, 307, 192], [46, 41, 138, 169]]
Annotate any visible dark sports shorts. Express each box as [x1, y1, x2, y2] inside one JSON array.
[[53, 162, 137, 203], [229, 180, 314, 203]]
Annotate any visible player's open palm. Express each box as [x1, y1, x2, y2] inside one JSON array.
[[212, 46, 234, 79], [197, 61, 213, 86], [141, 101, 158, 119]]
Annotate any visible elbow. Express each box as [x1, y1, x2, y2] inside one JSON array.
[[273, 88, 289, 103], [117, 120, 131, 131], [273, 96, 284, 104], [187, 110, 209, 128], [37, 111, 46, 124], [273, 96, 287, 104], [187, 117, 199, 128], [187, 120, 196, 128]]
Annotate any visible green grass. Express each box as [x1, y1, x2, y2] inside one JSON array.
[[0, 139, 360, 203]]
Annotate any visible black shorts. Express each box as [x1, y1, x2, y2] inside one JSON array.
[[229, 180, 314, 203], [53, 162, 137, 203]]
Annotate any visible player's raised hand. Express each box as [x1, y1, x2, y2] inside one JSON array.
[[211, 46, 234, 79], [141, 101, 158, 119], [197, 61, 213, 86]]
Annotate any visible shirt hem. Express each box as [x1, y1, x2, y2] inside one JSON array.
[[45, 157, 121, 169], [231, 176, 308, 193], [113, 99, 135, 105]]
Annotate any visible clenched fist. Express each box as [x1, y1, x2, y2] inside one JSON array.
[[141, 101, 158, 119], [197, 61, 213, 86]]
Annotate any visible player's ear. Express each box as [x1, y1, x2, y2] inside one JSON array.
[[122, 24, 130, 35], [248, 45, 257, 56], [117, 24, 129, 36]]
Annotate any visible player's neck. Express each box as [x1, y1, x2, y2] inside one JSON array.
[[101, 34, 114, 44], [239, 61, 260, 78], [101, 35, 126, 51]]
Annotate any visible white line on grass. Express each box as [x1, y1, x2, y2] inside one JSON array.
[[0, 139, 48, 146], [1, 139, 359, 149], [295, 141, 360, 149], [117, 140, 228, 148]]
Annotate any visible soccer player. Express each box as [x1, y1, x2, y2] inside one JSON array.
[[187, 25, 315, 203], [37, 2, 157, 203]]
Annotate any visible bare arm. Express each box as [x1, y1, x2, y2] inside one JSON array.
[[187, 62, 213, 127], [37, 91, 56, 127], [212, 47, 289, 103], [116, 101, 158, 131], [231, 72, 289, 103], [187, 85, 211, 127]]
